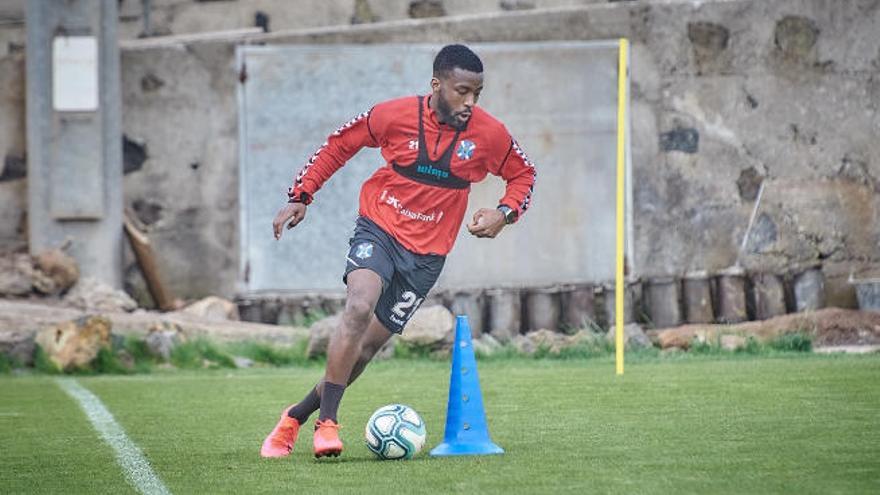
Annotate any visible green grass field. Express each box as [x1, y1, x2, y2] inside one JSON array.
[[1, 354, 879, 494]]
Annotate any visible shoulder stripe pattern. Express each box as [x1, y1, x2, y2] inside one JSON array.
[[512, 139, 537, 212], [289, 110, 372, 194]]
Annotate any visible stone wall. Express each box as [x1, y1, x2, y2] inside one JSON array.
[[0, 0, 877, 311]]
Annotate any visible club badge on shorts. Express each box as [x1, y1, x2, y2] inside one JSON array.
[[355, 242, 374, 259], [456, 140, 476, 160]]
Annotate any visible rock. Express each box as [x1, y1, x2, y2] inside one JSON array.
[[655, 308, 880, 350], [521, 329, 568, 354], [399, 305, 454, 350], [605, 323, 652, 349], [527, 328, 565, 352], [63, 277, 138, 313], [473, 333, 503, 357], [0, 253, 35, 296], [116, 349, 135, 371], [0, 330, 36, 366], [720, 334, 748, 351], [511, 334, 536, 355], [306, 313, 341, 359], [233, 356, 254, 368], [179, 296, 240, 321], [32, 248, 79, 295], [511, 328, 603, 356], [30, 270, 57, 295], [34, 315, 112, 371], [567, 329, 604, 348], [145, 321, 186, 361], [657, 326, 715, 350]]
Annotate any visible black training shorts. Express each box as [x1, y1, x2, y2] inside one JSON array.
[[343, 217, 445, 334]]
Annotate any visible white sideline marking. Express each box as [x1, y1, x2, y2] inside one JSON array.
[[56, 378, 172, 495]]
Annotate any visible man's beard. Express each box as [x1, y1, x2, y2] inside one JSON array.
[[435, 91, 467, 130]]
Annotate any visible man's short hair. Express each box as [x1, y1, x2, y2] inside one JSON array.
[[433, 44, 483, 77]]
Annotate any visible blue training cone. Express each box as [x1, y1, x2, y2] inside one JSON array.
[[430, 315, 504, 457]]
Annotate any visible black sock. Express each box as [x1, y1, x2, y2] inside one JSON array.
[[287, 386, 321, 424], [318, 382, 346, 423]]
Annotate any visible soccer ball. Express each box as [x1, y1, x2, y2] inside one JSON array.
[[364, 404, 427, 460]]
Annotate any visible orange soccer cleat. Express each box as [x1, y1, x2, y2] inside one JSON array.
[[260, 405, 301, 458], [313, 419, 343, 458]]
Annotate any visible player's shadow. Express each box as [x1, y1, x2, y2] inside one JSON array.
[[308, 455, 435, 465]]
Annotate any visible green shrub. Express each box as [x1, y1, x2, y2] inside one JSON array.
[[689, 332, 814, 356], [393, 341, 444, 360], [769, 332, 813, 352], [123, 336, 155, 364], [171, 339, 236, 369], [33, 345, 60, 374], [689, 337, 722, 355], [300, 309, 329, 328], [474, 343, 520, 360], [224, 340, 311, 367], [0, 353, 13, 374], [91, 347, 133, 375], [736, 336, 762, 355]]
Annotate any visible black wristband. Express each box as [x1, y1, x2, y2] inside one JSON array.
[[288, 192, 311, 205]]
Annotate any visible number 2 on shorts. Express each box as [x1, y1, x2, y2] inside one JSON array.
[[391, 290, 424, 320]]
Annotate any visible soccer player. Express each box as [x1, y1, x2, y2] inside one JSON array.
[[261, 44, 536, 459]]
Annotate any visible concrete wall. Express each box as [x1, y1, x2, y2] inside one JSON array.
[[237, 42, 623, 293], [0, 0, 603, 256], [115, 0, 605, 39], [26, 0, 124, 288], [0, 1, 27, 249], [1, 0, 878, 307], [120, 42, 240, 300]]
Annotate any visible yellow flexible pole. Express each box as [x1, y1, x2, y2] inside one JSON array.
[[615, 38, 628, 376]]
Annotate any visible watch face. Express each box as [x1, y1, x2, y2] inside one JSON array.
[[498, 206, 515, 224]]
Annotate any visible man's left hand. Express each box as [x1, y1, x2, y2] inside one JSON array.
[[466, 208, 506, 238]]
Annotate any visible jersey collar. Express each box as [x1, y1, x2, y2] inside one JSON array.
[[424, 94, 470, 131]]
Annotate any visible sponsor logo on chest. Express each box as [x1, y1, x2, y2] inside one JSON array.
[[416, 164, 449, 179]]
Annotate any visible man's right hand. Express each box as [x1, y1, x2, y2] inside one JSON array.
[[272, 202, 307, 240]]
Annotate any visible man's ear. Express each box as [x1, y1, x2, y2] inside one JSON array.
[[430, 76, 441, 92]]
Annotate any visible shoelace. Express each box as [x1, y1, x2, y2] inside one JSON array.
[[314, 420, 342, 431]]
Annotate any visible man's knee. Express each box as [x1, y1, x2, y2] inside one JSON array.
[[343, 270, 381, 323], [343, 297, 373, 328]]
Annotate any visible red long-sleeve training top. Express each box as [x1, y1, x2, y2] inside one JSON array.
[[288, 95, 536, 256]]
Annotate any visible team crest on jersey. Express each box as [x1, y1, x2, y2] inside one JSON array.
[[456, 140, 476, 160], [355, 242, 374, 260]]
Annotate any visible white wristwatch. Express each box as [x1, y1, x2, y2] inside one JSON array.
[[497, 205, 517, 224]]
